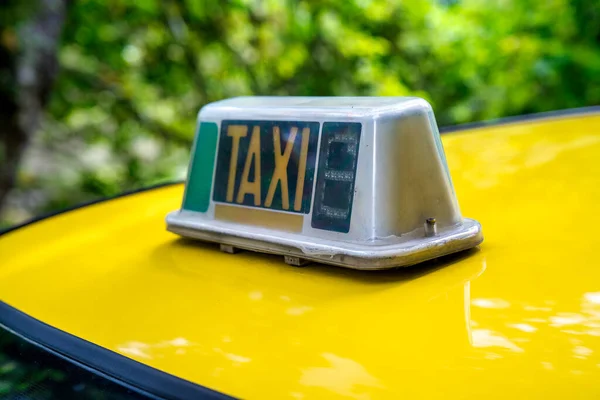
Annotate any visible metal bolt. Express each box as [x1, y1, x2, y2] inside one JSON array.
[[424, 217, 437, 237]]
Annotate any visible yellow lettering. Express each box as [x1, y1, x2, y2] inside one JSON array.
[[294, 127, 310, 211], [265, 126, 297, 209], [236, 126, 261, 205], [226, 125, 248, 202]]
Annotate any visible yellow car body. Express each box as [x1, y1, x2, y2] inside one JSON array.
[[2, 110, 600, 398]]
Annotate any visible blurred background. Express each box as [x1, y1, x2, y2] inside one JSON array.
[[0, 0, 599, 228]]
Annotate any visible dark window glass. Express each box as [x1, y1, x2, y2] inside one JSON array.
[[0, 326, 151, 400]]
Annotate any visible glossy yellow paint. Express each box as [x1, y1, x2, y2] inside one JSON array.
[[2, 113, 600, 398]]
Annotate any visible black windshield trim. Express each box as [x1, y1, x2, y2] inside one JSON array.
[[0, 320, 163, 399], [440, 106, 600, 134], [0, 301, 234, 400]]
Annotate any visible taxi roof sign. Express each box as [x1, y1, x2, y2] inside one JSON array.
[[166, 96, 483, 269]]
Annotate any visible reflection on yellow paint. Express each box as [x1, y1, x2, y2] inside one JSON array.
[[471, 298, 510, 309], [286, 306, 313, 316], [508, 323, 537, 333], [118, 337, 193, 360], [300, 353, 383, 399], [471, 329, 524, 353]]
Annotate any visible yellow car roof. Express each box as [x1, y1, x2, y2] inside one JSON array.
[[2, 111, 600, 399]]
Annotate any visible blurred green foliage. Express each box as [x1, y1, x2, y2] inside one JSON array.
[[3, 0, 600, 225]]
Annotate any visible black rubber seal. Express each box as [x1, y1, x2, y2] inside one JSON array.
[[0, 301, 234, 400], [440, 105, 600, 134]]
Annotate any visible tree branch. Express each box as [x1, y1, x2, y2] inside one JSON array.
[[0, 0, 67, 215]]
